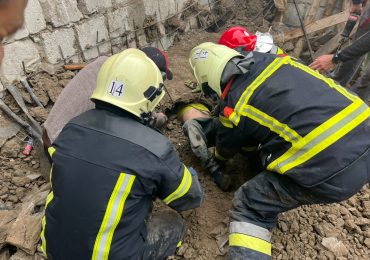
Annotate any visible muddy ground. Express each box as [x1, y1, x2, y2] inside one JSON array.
[[0, 3, 370, 259]]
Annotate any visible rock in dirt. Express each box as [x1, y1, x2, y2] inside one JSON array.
[[30, 107, 48, 123], [0, 116, 20, 148], [1, 137, 21, 158], [9, 250, 34, 260], [12, 177, 31, 187], [46, 85, 64, 103], [321, 237, 349, 257], [364, 238, 370, 248]]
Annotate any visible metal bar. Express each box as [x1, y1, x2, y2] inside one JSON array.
[[20, 79, 44, 108], [0, 99, 41, 140], [292, 0, 315, 61]]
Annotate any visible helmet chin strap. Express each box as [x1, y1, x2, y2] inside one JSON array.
[[220, 53, 255, 87]]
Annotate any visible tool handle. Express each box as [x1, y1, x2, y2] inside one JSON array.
[[341, 13, 360, 38]]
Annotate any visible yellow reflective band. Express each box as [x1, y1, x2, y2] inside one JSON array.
[[229, 111, 241, 126], [219, 115, 233, 128], [163, 166, 192, 205], [235, 57, 289, 113], [268, 100, 370, 173], [48, 146, 56, 158], [40, 189, 55, 257], [242, 105, 302, 144], [287, 59, 358, 102], [177, 241, 183, 248], [229, 233, 272, 256], [92, 173, 136, 260], [276, 47, 285, 55]]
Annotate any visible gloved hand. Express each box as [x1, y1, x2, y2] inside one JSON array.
[[210, 168, 231, 191]]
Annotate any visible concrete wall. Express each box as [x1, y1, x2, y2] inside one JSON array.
[[0, 0, 216, 95], [283, 0, 344, 27]]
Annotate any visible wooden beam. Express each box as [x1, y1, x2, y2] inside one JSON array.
[[274, 11, 348, 42]]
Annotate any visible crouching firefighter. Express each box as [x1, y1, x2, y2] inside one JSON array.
[[189, 42, 370, 259], [40, 49, 203, 260]]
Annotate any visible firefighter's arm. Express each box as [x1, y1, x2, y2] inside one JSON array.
[[157, 147, 204, 212]]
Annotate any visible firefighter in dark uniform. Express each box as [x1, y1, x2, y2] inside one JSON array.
[[189, 42, 370, 259], [40, 49, 203, 260]]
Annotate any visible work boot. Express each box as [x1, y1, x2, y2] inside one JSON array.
[[211, 169, 232, 191]]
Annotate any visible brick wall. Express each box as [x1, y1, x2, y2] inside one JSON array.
[[0, 0, 216, 94]]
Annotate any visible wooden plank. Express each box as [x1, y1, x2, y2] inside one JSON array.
[[274, 11, 348, 42]]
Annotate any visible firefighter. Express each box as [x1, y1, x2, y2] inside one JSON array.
[[41, 49, 203, 260], [180, 26, 285, 191], [189, 42, 370, 259], [218, 26, 285, 55]]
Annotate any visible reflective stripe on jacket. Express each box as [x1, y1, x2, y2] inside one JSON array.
[[41, 109, 203, 259], [217, 52, 370, 187]]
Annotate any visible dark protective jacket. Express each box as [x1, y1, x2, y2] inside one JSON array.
[[40, 107, 203, 260], [216, 52, 370, 187]]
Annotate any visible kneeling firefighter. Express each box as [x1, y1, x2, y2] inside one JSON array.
[[189, 42, 370, 259], [41, 49, 203, 260]]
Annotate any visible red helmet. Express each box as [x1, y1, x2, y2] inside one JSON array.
[[218, 26, 257, 51]]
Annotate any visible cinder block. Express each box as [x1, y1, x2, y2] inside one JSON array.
[[158, 0, 177, 19], [23, 0, 47, 34], [78, 0, 112, 15], [107, 7, 131, 38], [12, 0, 47, 41], [0, 40, 41, 84], [39, 0, 83, 27], [284, 3, 308, 27], [75, 16, 110, 60], [143, 0, 159, 17], [41, 28, 78, 64]]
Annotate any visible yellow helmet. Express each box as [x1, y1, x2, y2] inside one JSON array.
[[189, 42, 242, 96], [91, 49, 165, 119]]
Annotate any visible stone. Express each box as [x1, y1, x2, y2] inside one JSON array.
[[30, 107, 49, 122], [364, 238, 370, 248], [41, 28, 78, 64], [75, 16, 110, 60], [78, 0, 112, 14], [0, 114, 21, 148], [0, 40, 41, 84], [1, 138, 21, 158], [38, 0, 83, 27], [321, 237, 349, 257], [12, 177, 31, 187]]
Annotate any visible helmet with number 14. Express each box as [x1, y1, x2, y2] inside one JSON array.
[[91, 49, 165, 119]]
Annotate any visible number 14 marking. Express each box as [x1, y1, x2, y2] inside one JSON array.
[[108, 80, 125, 97]]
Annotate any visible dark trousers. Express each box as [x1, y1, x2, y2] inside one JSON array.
[[229, 148, 370, 259], [142, 210, 186, 260]]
